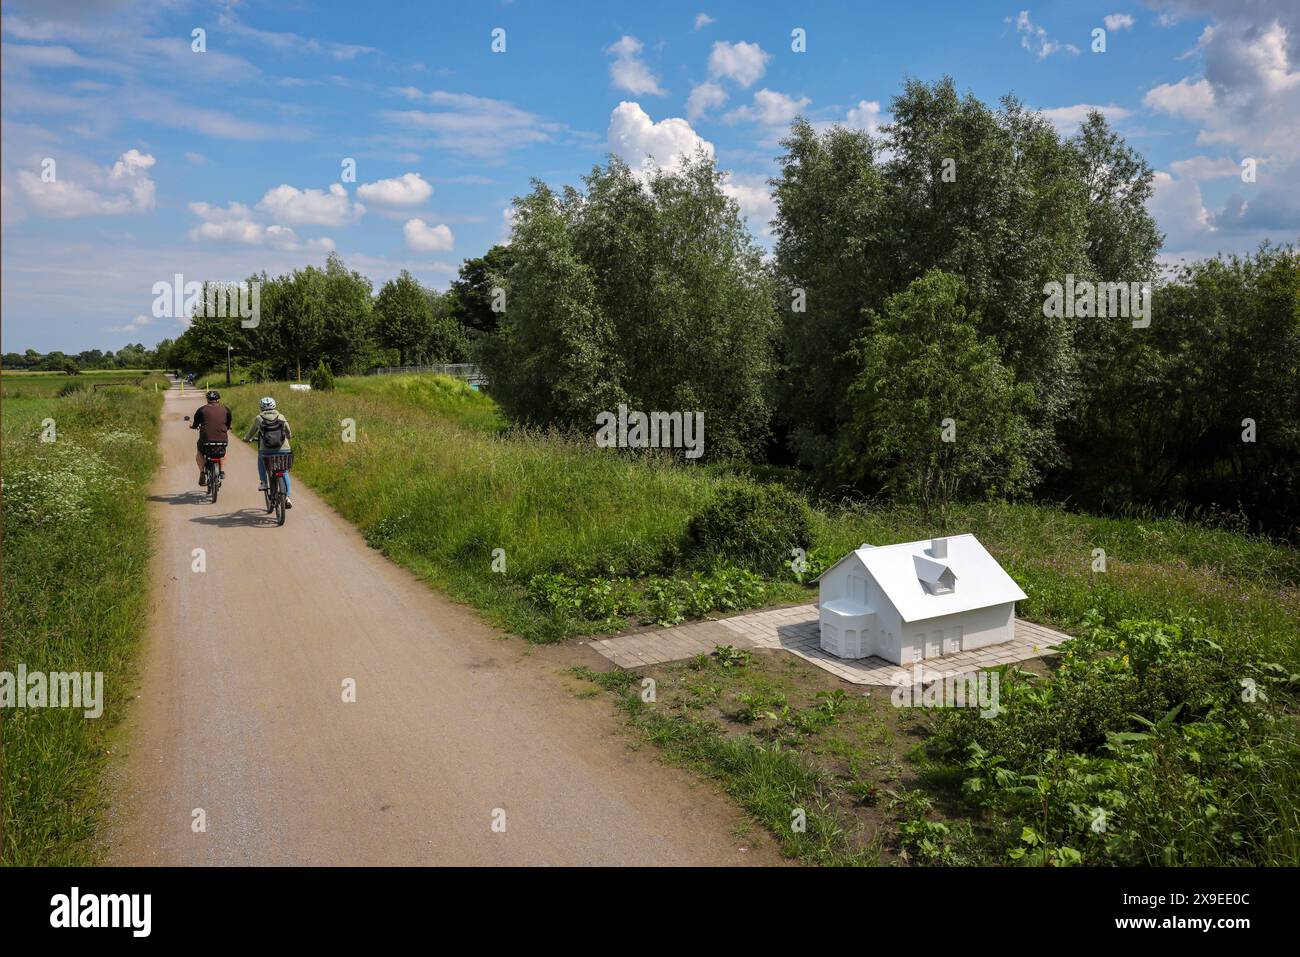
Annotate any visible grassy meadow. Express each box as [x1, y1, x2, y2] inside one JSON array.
[[1, 380, 161, 865], [0, 369, 170, 399], [220, 373, 1299, 866]]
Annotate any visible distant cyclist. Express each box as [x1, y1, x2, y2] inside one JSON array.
[[190, 390, 231, 487], [245, 396, 293, 508]]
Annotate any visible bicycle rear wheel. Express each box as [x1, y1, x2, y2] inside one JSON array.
[[274, 477, 286, 526], [208, 461, 220, 503]]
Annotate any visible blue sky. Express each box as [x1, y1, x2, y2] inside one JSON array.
[[3, 0, 1297, 352]]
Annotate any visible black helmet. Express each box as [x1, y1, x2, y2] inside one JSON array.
[[206, 390, 221, 401]]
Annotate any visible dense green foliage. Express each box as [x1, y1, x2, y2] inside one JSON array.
[[931, 616, 1299, 865], [479, 155, 778, 461], [837, 270, 1038, 521], [686, 481, 814, 575]]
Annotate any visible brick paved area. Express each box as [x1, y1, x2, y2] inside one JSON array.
[[587, 604, 1072, 686]]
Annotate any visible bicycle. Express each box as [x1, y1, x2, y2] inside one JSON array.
[[199, 441, 227, 503], [262, 450, 294, 526]]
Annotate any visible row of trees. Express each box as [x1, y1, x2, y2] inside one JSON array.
[[162, 255, 472, 381], [44, 76, 1296, 536], [2, 343, 160, 372], [475, 77, 1296, 537]]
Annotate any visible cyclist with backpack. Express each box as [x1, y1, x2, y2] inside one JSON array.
[[245, 396, 294, 509], [190, 390, 231, 487]]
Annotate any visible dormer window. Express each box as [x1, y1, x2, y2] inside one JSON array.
[[914, 555, 957, 595]]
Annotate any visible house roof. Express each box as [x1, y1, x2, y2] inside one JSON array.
[[815, 534, 1027, 623]]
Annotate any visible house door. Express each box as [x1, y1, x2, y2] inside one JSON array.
[[943, 627, 963, 656]]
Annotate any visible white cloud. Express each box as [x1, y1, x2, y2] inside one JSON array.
[[188, 201, 334, 251], [384, 88, 562, 158], [1038, 103, 1133, 134], [16, 148, 155, 218], [720, 171, 775, 235], [109, 314, 153, 333], [1007, 10, 1080, 58], [256, 183, 364, 226], [844, 99, 885, 135], [215, 12, 378, 61], [605, 35, 665, 96], [1104, 13, 1135, 31], [403, 218, 454, 252], [708, 40, 770, 87], [725, 89, 810, 126], [356, 172, 434, 206], [687, 81, 729, 120], [1149, 169, 1213, 242], [607, 101, 715, 178], [184, 151, 207, 165], [695, 13, 715, 31], [1168, 155, 1241, 180]]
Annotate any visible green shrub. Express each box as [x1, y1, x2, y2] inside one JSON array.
[[686, 481, 813, 575], [309, 360, 336, 391]]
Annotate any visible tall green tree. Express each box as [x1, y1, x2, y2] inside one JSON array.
[[317, 253, 374, 374], [449, 245, 513, 337], [837, 271, 1037, 523], [481, 154, 779, 460], [374, 270, 433, 365]]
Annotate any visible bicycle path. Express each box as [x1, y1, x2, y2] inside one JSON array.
[[103, 387, 777, 865]]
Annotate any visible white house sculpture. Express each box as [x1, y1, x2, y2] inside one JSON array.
[[813, 534, 1027, 664]]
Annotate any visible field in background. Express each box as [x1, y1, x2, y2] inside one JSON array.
[[1, 369, 170, 399], [1, 384, 161, 864]]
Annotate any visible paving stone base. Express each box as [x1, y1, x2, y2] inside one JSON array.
[[588, 604, 1071, 686]]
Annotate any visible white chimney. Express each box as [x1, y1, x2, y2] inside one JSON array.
[[931, 537, 947, 559]]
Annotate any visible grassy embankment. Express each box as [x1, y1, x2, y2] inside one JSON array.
[[1, 380, 161, 865], [223, 374, 1299, 866]]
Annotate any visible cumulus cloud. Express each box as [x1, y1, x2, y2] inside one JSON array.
[[605, 35, 664, 96], [16, 147, 155, 218], [1038, 103, 1133, 134], [188, 200, 334, 250], [844, 99, 885, 135], [686, 81, 728, 120], [1104, 13, 1135, 31], [607, 101, 715, 178], [720, 171, 776, 235], [694, 13, 715, 31], [403, 217, 454, 252], [256, 182, 364, 226], [1169, 155, 1242, 180], [708, 40, 770, 87], [356, 172, 433, 206], [1007, 10, 1080, 58], [725, 89, 810, 126], [1140, 3, 1300, 251]]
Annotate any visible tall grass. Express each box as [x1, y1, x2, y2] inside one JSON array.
[[225, 374, 1299, 664], [1, 387, 160, 864], [227, 375, 733, 640]]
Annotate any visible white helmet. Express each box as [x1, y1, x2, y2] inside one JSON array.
[[259, 396, 276, 411]]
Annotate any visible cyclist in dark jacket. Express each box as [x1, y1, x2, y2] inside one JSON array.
[[190, 390, 231, 487]]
